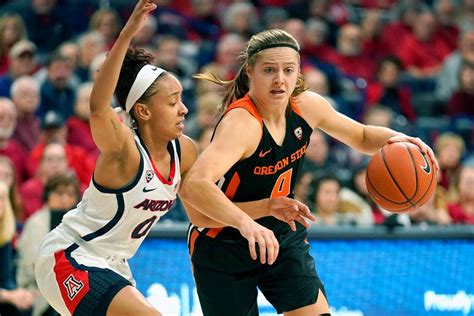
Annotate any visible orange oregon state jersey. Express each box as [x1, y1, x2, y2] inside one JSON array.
[[204, 94, 312, 239]]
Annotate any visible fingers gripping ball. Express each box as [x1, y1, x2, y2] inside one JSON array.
[[366, 142, 437, 213]]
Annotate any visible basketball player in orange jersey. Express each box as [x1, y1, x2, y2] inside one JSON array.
[[180, 29, 440, 315], [34, 2, 312, 315]]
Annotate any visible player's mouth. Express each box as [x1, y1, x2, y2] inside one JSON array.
[[271, 89, 286, 96]]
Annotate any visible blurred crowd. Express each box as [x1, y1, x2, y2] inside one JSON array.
[[0, 0, 473, 314]]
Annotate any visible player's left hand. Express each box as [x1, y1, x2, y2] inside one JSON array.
[[268, 197, 316, 231], [387, 134, 440, 171]]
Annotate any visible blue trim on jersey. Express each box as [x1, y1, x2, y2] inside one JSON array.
[[92, 143, 144, 194], [64, 243, 109, 272], [176, 138, 181, 160], [81, 193, 125, 242]]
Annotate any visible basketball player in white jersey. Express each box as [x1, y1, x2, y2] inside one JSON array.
[[33, 1, 191, 315], [34, 1, 315, 315]]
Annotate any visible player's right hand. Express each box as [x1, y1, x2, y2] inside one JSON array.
[[122, 0, 157, 38], [238, 219, 279, 265]]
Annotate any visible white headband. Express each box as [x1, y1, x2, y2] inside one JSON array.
[[125, 64, 165, 113]]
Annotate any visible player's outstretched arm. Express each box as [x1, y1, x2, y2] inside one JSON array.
[[297, 90, 438, 170], [89, 0, 156, 154]]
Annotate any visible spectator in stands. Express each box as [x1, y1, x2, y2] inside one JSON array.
[[397, 9, 451, 79], [132, 14, 157, 49], [184, 91, 219, 140], [10, 76, 40, 151], [447, 60, 474, 117], [366, 56, 416, 121], [0, 97, 28, 184], [311, 172, 370, 226], [88, 8, 121, 49], [75, 31, 106, 82], [27, 111, 93, 188], [197, 33, 245, 94], [362, 105, 394, 128], [303, 66, 339, 109], [0, 40, 37, 97], [37, 53, 76, 120], [310, 173, 342, 226], [221, 2, 259, 40], [20, 142, 71, 220], [301, 18, 337, 64], [0, 156, 22, 291], [17, 174, 80, 316], [328, 23, 376, 82], [361, 9, 390, 63], [434, 132, 466, 191], [0, 287, 35, 316], [66, 82, 98, 160], [185, 0, 220, 42], [301, 129, 337, 175], [155, 35, 196, 112], [294, 171, 314, 209], [409, 192, 452, 226], [20, 0, 70, 59], [0, 13, 27, 75], [261, 7, 288, 30], [436, 29, 474, 102], [382, 2, 426, 55], [434, 0, 460, 52], [456, 0, 474, 31], [448, 158, 474, 224]]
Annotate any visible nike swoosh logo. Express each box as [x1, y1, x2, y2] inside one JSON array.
[[151, 66, 158, 71], [259, 149, 272, 158], [143, 187, 157, 193], [420, 154, 431, 174]]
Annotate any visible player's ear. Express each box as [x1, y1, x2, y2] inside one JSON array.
[[244, 64, 252, 80], [134, 102, 151, 121]]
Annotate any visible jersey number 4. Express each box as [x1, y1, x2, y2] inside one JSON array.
[[271, 169, 293, 198]]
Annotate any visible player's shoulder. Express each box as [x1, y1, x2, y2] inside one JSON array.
[[294, 90, 335, 128], [177, 135, 198, 174]]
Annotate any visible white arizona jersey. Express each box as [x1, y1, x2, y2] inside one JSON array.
[[57, 131, 181, 260]]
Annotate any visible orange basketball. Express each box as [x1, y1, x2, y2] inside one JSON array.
[[366, 142, 437, 213]]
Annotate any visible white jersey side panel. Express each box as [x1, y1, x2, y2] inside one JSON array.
[[57, 134, 181, 259]]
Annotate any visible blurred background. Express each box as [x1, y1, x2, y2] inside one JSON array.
[[0, 0, 472, 315]]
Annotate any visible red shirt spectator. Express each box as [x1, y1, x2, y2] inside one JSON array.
[[397, 11, 451, 77], [28, 142, 93, 188], [19, 177, 43, 220], [448, 203, 474, 224], [27, 111, 93, 188], [0, 139, 29, 184]]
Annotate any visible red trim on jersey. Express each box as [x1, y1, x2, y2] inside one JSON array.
[[188, 228, 199, 258], [206, 228, 223, 238], [151, 159, 176, 185], [148, 142, 176, 185], [53, 251, 90, 314], [225, 172, 240, 200]]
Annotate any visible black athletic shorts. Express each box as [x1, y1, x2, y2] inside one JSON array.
[[188, 226, 326, 315]]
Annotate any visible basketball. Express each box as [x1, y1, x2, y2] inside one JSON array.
[[366, 142, 437, 213]]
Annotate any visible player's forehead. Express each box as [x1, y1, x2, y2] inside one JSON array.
[[255, 47, 299, 66], [155, 74, 182, 97]]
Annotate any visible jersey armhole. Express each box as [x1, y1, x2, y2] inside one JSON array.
[[175, 138, 181, 160]]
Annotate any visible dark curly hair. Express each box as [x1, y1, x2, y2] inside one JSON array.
[[115, 46, 167, 111]]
